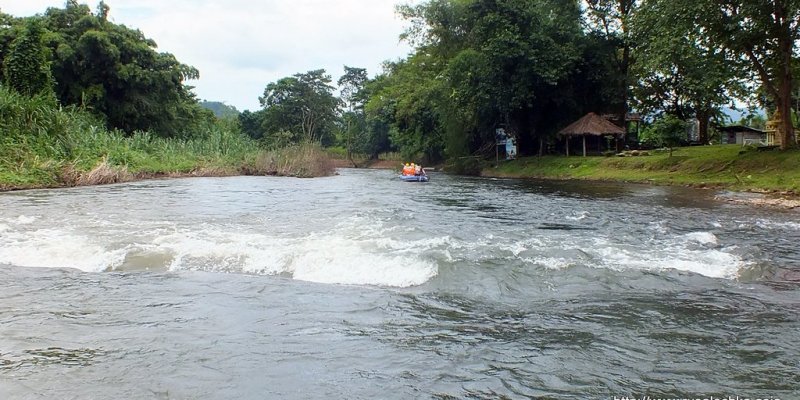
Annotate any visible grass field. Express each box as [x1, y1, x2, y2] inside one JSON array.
[[484, 145, 800, 194]]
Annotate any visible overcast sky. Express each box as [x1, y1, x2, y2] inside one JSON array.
[[3, 0, 416, 111]]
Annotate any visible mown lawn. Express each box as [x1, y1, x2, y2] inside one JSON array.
[[485, 145, 800, 193]]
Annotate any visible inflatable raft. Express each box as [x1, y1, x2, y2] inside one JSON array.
[[400, 174, 429, 182]]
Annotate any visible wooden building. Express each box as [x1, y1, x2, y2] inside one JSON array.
[[717, 125, 767, 146], [558, 113, 626, 157]]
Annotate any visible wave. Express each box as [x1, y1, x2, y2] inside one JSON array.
[[0, 217, 439, 288], [0, 211, 754, 285]]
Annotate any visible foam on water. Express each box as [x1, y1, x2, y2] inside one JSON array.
[[754, 219, 800, 231], [287, 236, 437, 287], [592, 241, 742, 279], [15, 215, 38, 225], [565, 211, 590, 221], [0, 198, 760, 284], [0, 211, 440, 286], [143, 226, 438, 287], [683, 231, 719, 245], [476, 230, 743, 279], [0, 228, 126, 272], [591, 230, 740, 279]]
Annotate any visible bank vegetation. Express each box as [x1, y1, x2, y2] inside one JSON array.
[[1, 1, 798, 192], [483, 145, 800, 195], [0, 87, 334, 191]]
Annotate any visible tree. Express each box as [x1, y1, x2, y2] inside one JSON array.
[[238, 109, 266, 140], [0, 11, 20, 84], [337, 66, 368, 163], [359, 73, 395, 158], [3, 18, 53, 97], [738, 113, 767, 130], [390, 0, 588, 159], [33, 1, 210, 137], [640, 114, 687, 156], [365, 55, 447, 162], [646, 0, 799, 149], [631, 1, 745, 143], [338, 66, 368, 112], [584, 0, 638, 131], [260, 69, 339, 144]]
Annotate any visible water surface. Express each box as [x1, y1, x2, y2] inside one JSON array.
[[1, 169, 798, 399]]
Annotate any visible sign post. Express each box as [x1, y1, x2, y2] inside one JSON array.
[[495, 128, 506, 165], [496, 128, 516, 161]]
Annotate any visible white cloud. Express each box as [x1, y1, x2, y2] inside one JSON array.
[[2, 0, 416, 111]]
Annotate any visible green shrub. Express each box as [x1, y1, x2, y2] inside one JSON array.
[[447, 156, 484, 176], [0, 85, 265, 188]]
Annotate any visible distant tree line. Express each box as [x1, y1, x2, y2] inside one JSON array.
[[242, 0, 798, 164], [3, 0, 798, 169]]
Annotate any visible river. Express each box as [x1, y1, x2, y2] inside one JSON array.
[[1, 169, 798, 399]]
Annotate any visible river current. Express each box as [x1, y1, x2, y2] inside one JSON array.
[[0, 169, 798, 399]]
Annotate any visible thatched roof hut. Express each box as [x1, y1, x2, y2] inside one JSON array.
[[558, 112, 625, 156]]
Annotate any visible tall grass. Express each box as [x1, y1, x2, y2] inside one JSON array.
[[247, 142, 336, 178], [0, 86, 335, 190]]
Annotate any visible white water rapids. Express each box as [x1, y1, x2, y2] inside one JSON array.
[[1, 170, 798, 399]]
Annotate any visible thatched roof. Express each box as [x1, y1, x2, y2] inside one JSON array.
[[558, 112, 625, 137]]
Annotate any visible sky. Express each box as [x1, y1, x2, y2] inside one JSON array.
[[2, 0, 417, 111]]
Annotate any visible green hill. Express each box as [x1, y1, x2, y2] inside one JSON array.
[[200, 101, 240, 118]]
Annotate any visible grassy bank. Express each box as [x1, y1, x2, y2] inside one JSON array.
[[483, 145, 800, 194], [0, 88, 334, 191]]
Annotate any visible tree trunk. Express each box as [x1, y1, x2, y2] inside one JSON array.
[[696, 109, 710, 144], [345, 118, 351, 159], [617, 0, 633, 144], [776, 1, 796, 149], [619, 43, 630, 137], [777, 40, 795, 149]]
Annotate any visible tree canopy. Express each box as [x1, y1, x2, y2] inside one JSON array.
[[358, 0, 799, 158], [259, 69, 340, 146], [0, 1, 212, 137], [4, 0, 799, 163]]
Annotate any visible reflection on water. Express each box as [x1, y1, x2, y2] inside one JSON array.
[[0, 170, 798, 399]]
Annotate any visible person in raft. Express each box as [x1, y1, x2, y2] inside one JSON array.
[[402, 163, 414, 176]]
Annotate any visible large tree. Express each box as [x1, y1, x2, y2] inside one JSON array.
[[393, 0, 589, 158], [337, 66, 368, 162], [584, 0, 638, 131], [365, 55, 447, 162], [0, 1, 216, 137], [260, 69, 340, 144], [647, 0, 799, 149], [631, 1, 745, 143], [45, 2, 209, 136]]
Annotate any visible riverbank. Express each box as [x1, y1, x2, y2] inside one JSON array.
[[481, 145, 800, 207], [0, 87, 338, 192], [0, 144, 336, 192]]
